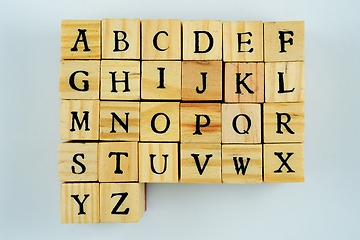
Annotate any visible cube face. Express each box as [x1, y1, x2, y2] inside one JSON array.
[[142, 19, 181, 60]]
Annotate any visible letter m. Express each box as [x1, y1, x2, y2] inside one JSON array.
[[70, 111, 90, 132]]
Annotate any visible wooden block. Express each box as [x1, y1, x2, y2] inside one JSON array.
[[139, 143, 178, 183], [222, 103, 261, 143], [263, 143, 304, 182], [265, 62, 305, 102], [183, 20, 222, 60], [223, 21, 263, 62], [59, 60, 100, 100], [100, 60, 140, 100], [99, 101, 139, 141], [264, 21, 305, 62], [222, 144, 262, 184], [180, 143, 221, 183], [182, 61, 222, 101], [224, 62, 264, 103], [58, 142, 98, 182], [98, 142, 138, 182], [263, 102, 304, 143], [60, 183, 99, 223], [180, 103, 221, 143], [102, 18, 140, 59], [141, 61, 181, 100], [142, 19, 181, 60], [140, 102, 179, 142], [100, 183, 145, 223], [61, 20, 101, 60], [60, 100, 99, 140]]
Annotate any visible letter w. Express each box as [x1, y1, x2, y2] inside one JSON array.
[[233, 157, 251, 175]]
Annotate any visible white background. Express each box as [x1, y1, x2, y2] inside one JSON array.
[[1, 0, 359, 239]]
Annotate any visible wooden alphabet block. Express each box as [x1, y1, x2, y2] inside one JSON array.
[[183, 20, 222, 60], [224, 62, 264, 103], [58, 142, 98, 182], [222, 104, 261, 143], [98, 142, 138, 182], [264, 21, 305, 62], [222, 144, 262, 184], [180, 143, 221, 183], [100, 60, 140, 100], [182, 61, 222, 101], [263, 143, 304, 182], [223, 21, 263, 62], [142, 19, 181, 60], [141, 61, 181, 100], [60, 100, 99, 140], [61, 20, 101, 60], [139, 143, 178, 183], [60, 183, 99, 223], [100, 183, 145, 223], [102, 18, 140, 59], [263, 102, 304, 143], [99, 101, 139, 141]]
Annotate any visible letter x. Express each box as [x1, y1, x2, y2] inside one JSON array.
[[274, 152, 295, 173]]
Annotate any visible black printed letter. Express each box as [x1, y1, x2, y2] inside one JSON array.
[[71, 153, 86, 174], [110, 112, 129, 133], [237, 32, 254, 53], [194, 31, 214, 53], [235, 73, 254, 94], [111, 192, 129, 215], [69, 70, 89, 91], [191, 154, 213, 175], [193, 114, 211, 135], [70, 111, 90, 132], [108, 152, 128, 174], [274, 152, 295, 173], [279, 31, 294, 53], [71, 194, 90, 215], [149, 154, 168, 174], [232, 114, 251, 134], [113, 31, 129, 52], [276, 112, 295, 134], [153, 31, 169, 51], [109, 71, 130, 93], [71, 29, 90, 52]]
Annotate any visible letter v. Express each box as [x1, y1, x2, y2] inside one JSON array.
[[191, 154, 213, 175]]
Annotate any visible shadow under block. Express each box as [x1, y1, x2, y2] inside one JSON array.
[[222, 144, 262, 184], [265, 61, 305, 102], [99, 101, 139, 141], [58, 142, 98, 182], [102, 18, 140, 60], [141, 19, 181, 60], [182, 20, 222, 60], [100, 60, 140, 100], [263, 143, 304, 182], [181, 61, 222, 101], [139, 143, 178, 183], [98, 142, 138, 182], [180, 103, 221, 143], [100, 183, 145, 223], [223, 21, 263, 62], [264, 21, 304, 62], [61, 183, 100, 223], [140, 102, 180, 142], [222, 104, 261, 143], [180, 143, 221, 183], [60, 100, 99, 140], [141, 61, 181, 100], [263, 102, 304, 143], [224, 62, 264, 103], [61, 20, 101, 60]]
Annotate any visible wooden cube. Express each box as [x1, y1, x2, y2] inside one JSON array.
[[61, 20, 101, 60], [263, 102, 304, 143], [99, 101, 139, 141], [98, 142, 138, 182], [180, 103, 221, 143], [263, 143, 304, 182], [264, 21, 305, 62], [223, 21, 263, 62], [60, 183, 99, 223], [141, 61, 181, 100], [100, 60, 140, 100], [140, 102, 179, 142], [142, 19, 181, 60], [100, 183, 145, 223], [58, 142, 98, 182], [60, 100, 99, 140], [182, 61, 222, 101], [102, 18, 140, 59], [139, 143, 178, 183], [224, 62, 264, 103], [183, 20, 222, 60], [222, 144, 262, 184], [265, 62, 305, 102], [180, 143, 221, 183], [222, 104, 261, 143]]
